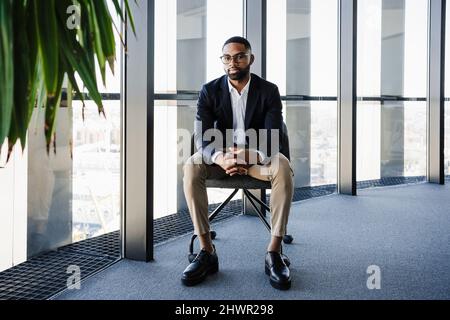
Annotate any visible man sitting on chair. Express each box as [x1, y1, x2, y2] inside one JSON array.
[[182, 36, 295, 290]]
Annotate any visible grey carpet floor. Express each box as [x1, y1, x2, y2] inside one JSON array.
[[55, 182, 450, 300]]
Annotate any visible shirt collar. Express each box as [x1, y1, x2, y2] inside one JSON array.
[[228, 75, 251, 96]]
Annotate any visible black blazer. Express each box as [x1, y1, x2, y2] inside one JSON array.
[[194, 73, 283, 164]]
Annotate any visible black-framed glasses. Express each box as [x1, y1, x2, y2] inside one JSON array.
[[220, 53, 250, 64]]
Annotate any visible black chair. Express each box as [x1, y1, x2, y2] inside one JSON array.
[[187, 123, 294, 264]]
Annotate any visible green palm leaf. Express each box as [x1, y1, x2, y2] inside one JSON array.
[[1, 0, 135, 160], [0, 0, 14, 149], [8, 0, 40, 158], [92, 0, 116, 76], [35, 0, 59, 96], [88, 0, 108, 85]]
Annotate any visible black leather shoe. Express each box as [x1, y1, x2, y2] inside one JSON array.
[[181, 247, 219, 286], [265, 251, 291, 290]]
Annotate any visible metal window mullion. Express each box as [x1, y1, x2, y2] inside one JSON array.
[[337, 0, 357, 195], [120, 0, 125, 259], [124, 0, 154, 261], [427, 0, 445, 184], [244, 0, 266, 78]]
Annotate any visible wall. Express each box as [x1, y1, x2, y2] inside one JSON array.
[[0, 142, 27, 272]]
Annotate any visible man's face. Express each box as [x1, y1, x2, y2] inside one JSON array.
[[222, 43, 254, 80]]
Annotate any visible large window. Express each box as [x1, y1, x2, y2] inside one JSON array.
[[72, 3, 122, 244], [356, 0, 427, 183], [26, 0, 123, 257], [154, 0, 244, 218], [267, 0, 338, 188], [71, 101, 121, 242]]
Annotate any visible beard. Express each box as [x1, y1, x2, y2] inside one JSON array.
[[227, 65, 251, 80]]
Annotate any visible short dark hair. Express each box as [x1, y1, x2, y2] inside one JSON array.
[[222, 36, 252, 51]]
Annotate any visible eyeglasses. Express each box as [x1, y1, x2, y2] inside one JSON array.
[[219, 53, 250, 64]]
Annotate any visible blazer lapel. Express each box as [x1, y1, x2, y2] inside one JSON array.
[[245, 74, 259, 130], [220, 76, 233, 128]]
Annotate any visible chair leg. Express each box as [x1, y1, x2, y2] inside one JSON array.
[[244, 189, 294, 245], [208, 188, 240, 222], [188, 234, 198, 262], [243, 189, 267, 216], [244, 190, 291, 266], [283, 235, 293, 244], [243, 189, 271, 232], [244, 189, 270, 212]]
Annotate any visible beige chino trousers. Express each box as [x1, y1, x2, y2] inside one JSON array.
[[183, 152, 294, 238]]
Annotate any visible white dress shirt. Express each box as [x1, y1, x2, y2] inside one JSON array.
[[211, 76, 265, 164]]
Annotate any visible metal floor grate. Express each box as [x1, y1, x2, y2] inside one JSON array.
[[292, 184, 337, 201], [357, 176, 426, 189], [58, 231, 121, 258], [154, 199, 243, 244], [0, 236, 119, 300]]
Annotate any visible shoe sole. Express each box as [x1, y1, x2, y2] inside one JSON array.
[[181, 263, 219, 286], [265, 265, 291, 290]]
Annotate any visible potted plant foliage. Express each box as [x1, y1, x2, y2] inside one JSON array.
[[0, 0, 135, 160]]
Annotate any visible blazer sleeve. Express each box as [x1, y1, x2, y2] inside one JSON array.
[[263, 85, 283, 160], [194, 85, 217, 164]]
